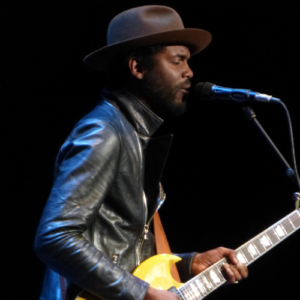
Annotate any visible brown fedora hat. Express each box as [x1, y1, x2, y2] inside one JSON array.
[[84, 5, 212, 71]]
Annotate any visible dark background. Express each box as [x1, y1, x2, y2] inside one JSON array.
[[3, 1, 300, 299]]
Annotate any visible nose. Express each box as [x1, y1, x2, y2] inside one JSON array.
[[183, 62, 193, 79]]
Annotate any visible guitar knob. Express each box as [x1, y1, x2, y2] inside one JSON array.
[[292, 192, 300, 210], [292, 192, 300, 201]]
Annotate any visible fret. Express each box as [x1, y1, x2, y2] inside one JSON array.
[[290, 211, 300, 228], [240, 246, 253, 263], [252, 237, 265, 254], [185, 284, 196, 300], [190, 282, 203, 299], [215, 264, 226, 285], [288, 218, 296, 230], [246, 243, 259, 258], [252, 237, 266, 255], [271, 227, 281, 242], [176, 289, 185, 300], [282, 218, 294, 234], [275, 224, 287, 238], [266, 229, 280, 245], [202, 274, 214, 290], [181, 284, 192, 300], [190, 283, 199, 299], [215, 265, 226, 283], [259, 234, 273, 249], [236, 251, 248, 264], [191, 284, 199, 300], [195, 278, 207, 296], [203, 271, 215, 289], [180, 285, 193, 300], [207, 269, 220, 287]]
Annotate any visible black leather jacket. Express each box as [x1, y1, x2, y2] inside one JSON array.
[[35, 89, 196, 300]]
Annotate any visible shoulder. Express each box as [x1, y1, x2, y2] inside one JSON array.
[[80, 101, 124, 127], [70, 101, 123, 140], [55, 105, 122, 169]]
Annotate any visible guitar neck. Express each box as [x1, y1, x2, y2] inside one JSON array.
[[176, 209, 300, 300]]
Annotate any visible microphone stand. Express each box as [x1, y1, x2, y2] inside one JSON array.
[[243, 106, 300, 209]]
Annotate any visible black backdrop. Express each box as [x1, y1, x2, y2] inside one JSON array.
[[3, 1, 300, 300]]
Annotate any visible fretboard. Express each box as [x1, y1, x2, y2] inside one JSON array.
[[176, 209, 300, 300]]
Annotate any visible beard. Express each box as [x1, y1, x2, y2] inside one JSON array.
[[138, 68, 191, 117]]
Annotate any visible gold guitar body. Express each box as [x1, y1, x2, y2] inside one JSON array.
[[133, 254, 183, 289], [76, 254, 182, 300]]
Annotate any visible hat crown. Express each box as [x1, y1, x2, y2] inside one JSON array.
[[107, 6, 184, 46]]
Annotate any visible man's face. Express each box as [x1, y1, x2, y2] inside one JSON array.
[[140, 45, 193, 117]]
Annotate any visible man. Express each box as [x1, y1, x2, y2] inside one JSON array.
[[35, 6, 248, 300]]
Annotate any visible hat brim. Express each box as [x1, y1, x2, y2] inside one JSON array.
[[84, 28, 212, 71]]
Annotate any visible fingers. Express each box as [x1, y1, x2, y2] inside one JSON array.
[[216, 247, 239, 264], [234, 262, 248, 279], [217, 247, 249, 282], [196, 247, 249, 285], [223, 262, 248, 284], [223, 263, 237, 283], [228, 251, 239, 265]]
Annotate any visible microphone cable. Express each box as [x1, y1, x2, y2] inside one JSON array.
[[278, 101, 300, 209]]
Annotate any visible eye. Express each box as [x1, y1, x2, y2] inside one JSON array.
[[172, 61, 180, 65]]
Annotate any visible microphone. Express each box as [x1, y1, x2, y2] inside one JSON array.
[[195, 82, 281, 103]]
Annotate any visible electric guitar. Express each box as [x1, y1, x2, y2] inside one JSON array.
[[77, 208, 300, 300]]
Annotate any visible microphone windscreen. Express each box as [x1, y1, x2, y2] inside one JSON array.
[[194, 82, 215, 100]]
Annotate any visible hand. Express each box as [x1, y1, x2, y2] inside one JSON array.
[[191, 247, 248, 284], [144, 286, 180, 300]]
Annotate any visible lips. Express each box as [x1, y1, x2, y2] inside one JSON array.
[[180, 89, 189, 95], [180, 85, 191, 94]]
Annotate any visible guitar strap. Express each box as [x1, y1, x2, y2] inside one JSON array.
[[153, 211, 181, 283]]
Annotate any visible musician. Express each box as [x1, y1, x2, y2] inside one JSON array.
[[35, 6, 248, 300]]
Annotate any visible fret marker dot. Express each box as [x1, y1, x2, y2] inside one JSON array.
[[190, 283, 201, 297], [210, 270, 220, 284], [247, 243, 258, 256], [260, 235, 270, 247], [236, 252, 247, 264], [203, 276, 213, 289], [275, 225, 285, 237], [196, 280, 206, 294]]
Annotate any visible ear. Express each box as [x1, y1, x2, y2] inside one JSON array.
[[128, 57, 145, 80]]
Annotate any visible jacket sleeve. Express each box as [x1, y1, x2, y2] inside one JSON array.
[[34, 119, 149, 300], [174, 252, 197, 283]]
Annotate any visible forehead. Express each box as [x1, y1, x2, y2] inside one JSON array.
[[158, 45, 191, 58]]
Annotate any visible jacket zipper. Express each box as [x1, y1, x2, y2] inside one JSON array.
[[136, 192, 148, 265], [134, 132, 166, 265], [138, 183, 166, 264], [135, 133, 147, 266]]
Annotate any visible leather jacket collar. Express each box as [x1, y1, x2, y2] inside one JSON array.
[[102, 88, 164, 137]]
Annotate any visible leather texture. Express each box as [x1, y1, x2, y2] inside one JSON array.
[[35, 89, 195, 300]]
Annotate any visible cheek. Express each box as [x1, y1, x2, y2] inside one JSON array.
[[157, 63, 179, 81], [162, 71, 181, 88]]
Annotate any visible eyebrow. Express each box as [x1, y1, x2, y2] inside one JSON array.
[[173, 54, 190, 60]]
